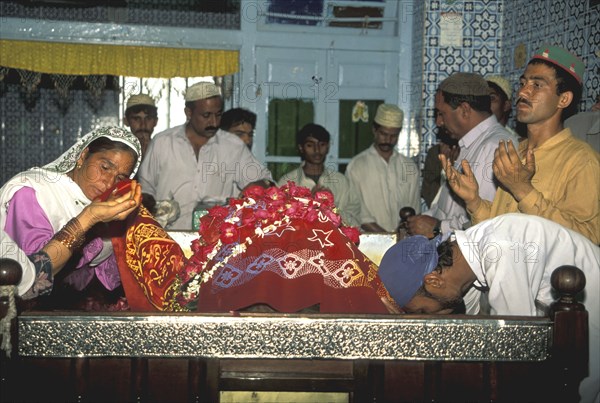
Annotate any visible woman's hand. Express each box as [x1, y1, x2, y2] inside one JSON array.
[[80, 180, 142, 228]]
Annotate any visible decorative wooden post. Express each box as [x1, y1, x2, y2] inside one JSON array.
[[550, 265, 588, 403], [0, 258, 23, 402]]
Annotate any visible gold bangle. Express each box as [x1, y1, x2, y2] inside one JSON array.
[[52, 217, 85, 251]]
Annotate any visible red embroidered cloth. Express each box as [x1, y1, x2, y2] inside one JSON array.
[[113, 185, 398, 314], [195, 216, 392, 314], [111, 206, 186, 311]]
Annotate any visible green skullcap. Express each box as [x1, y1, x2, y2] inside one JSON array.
[[531, 44, 585, 84]]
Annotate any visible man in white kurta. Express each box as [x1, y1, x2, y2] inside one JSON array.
[[137, 82, 271, 230], [345, 104, 421, 233], [407, 72, 516, 240], [138, 126, 270, 229], [456, 214, 599, 403], [424, 114, 516, 236]]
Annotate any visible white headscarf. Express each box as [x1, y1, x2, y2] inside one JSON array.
[[0, 126, 142, 297], [44, 126, 142, 177]]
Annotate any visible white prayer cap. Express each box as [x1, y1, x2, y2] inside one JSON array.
[[126, 94, 156, 110], [486, 75, 513, 100], [374, 104, 404, 128], [185, 82, 221, 102]]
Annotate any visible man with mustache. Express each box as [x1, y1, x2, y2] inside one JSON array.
[[345, 104, 421, 233], [407, 72, 515, 240], [278, 123, 360, 227], [441, 45, 599, 244], [123, 93, 158, 159], [137, 82, 272, 230]]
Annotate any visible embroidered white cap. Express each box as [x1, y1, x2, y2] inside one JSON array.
[[185, 82, 221, 102], [374, 104, 404, 128], [126, 94, 156, 110]]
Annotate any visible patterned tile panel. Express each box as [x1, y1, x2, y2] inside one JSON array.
[[0, 86, 119, 185], [412, 0, 598, 166], [412, 0, 503, 164]]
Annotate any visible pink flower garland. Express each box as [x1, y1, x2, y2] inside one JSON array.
[[176, 182, 361, 309]]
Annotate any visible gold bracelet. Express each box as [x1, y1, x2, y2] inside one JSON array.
[[52, 217, 85, 251]]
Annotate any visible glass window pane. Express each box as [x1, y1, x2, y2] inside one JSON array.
[[121, 76, 215, 136], [338, 99, 383, 158], [267, 98, 314, 157], [328, 5, 383, 29], [267, 0, 323, 25]]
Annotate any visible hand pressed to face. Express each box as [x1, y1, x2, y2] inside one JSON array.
[[85, 180, 142, 225], [492, 140, 536, 201]]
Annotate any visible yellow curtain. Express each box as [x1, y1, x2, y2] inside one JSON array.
[[0, 39, 239, 78]]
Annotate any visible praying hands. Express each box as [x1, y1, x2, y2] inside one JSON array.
[[440, 140, 537, 213], [492, 140, 536, 202]]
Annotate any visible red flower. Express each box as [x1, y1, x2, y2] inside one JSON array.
[[190, 238, 202, 254], [228, 197, 243, 207], [209, 205, 230, 219], [265, 186, 285, 202], [313, 189, 335, 207], [340, 226, 361, 244], [219, 223, 239, 244], [240, 207, 256, 226], [324, 208, 342, 227], [198, 216, 221, 244], [285, 200, 307, 219], [304, 207, 318, 223], [285, 182, 312, 198], [255, 208, 270, 221], [242, 185, 265, 200], [267, 199, 286, 215]]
